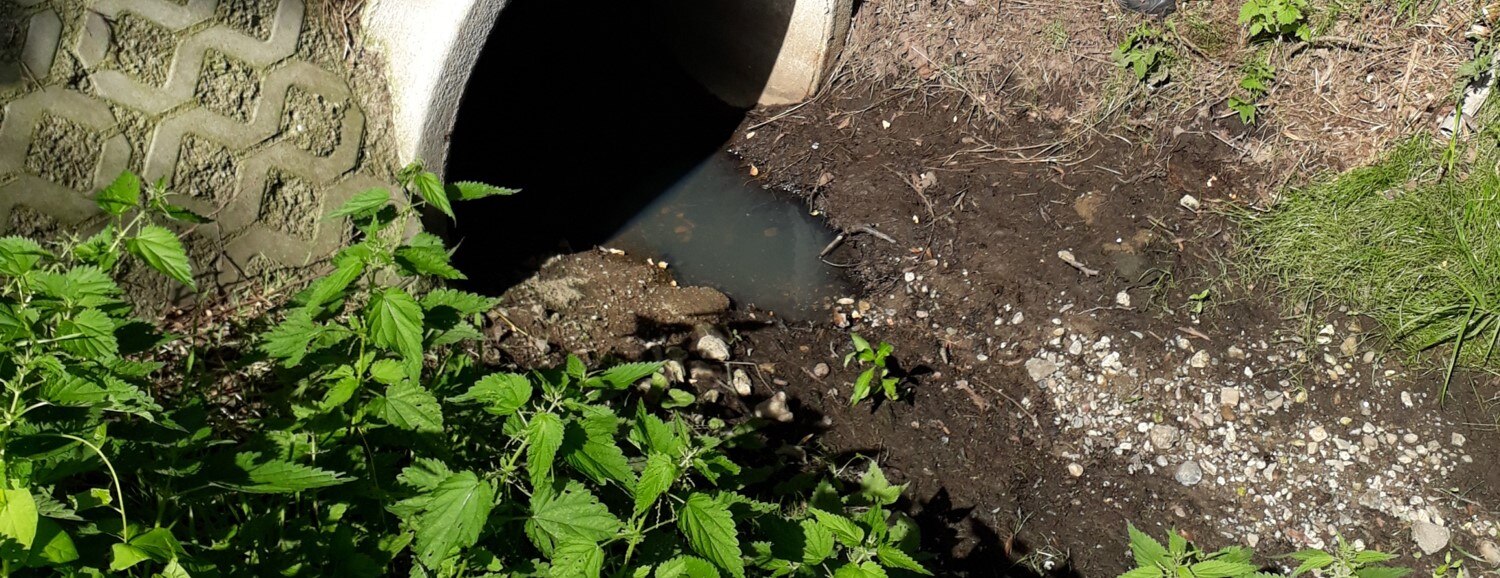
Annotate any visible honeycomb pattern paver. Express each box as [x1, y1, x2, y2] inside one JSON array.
[[0, 0, 390, 291]]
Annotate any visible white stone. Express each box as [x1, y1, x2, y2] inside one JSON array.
[[1067, 463, 1084, 477], [1412, 521, 1451, 555], [1115, 291, 1132, 308], [1025, 358, 1058, 382]]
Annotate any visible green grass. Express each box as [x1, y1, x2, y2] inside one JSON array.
[[1242, 131, 1500, 398]]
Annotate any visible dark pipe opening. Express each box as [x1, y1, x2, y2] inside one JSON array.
[[443, 0, 792, 292]]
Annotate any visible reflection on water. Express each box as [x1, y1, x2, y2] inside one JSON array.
[[608, 154, 849, 320]]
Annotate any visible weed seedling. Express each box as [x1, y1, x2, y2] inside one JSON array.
[[1229, 52, 1276, 124], [845, 333, 902, 405], [1239, 0, 1312, 42], [1113, 24, 1175, 85], [1120, 524, 1266, 578], [1284, 535, 1410, 578]]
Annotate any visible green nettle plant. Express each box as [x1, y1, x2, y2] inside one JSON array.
[[1119, 525, 1410, 578], [1228, 53, 1276, 125], [1284, 537, 1409, 578], [1238, 0, 1312, 42], [0, 165, 932, 577], [1112, 25, 1174, 85], [843, 334, 901, 406]]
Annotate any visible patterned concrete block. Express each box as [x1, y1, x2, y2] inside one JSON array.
[[0, 0, 393, 292]]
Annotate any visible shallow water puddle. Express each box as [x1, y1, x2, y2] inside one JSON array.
[[608, 153, 849, 319]]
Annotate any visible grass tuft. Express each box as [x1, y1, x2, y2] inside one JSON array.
[[1242, 128, 1500, 398]]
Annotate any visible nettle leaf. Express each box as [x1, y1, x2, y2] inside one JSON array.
[[451, 372, 532, 416], [448, 181, 519, 201], [58, 308, 117, 359], [95, 171, 141, 216], [369, 359, 407, 386], [395, 238, 464, 280], [367, 288, 424, 363], [550, 540, 605, 578], [376, 382, 444, 433], [413, 171, 454, 220], [1355, 567, 1412, 578], [260, 308, 322, 367], [127, 225, 195, 290], [528, 480, 622, 547], [226, 453, 350, 493], [297, 256, 365, 310], [678, 493, 744, 578], [632, 410, 684, 458], [327, 188, 391, 220], [877, 544, 931, 575], [526, 413, 565, 487], [563, 415, 635, 487], [809, 508, 864, 548], [833, 561, 888, 578], [800, 519, 834, 565], [634, 452, 677, 516], [1189, 560, 1257, 578], [857, 463, 903, 507], [1128, 524, 1169, 569], [422, 288, 498, 316], [398, 458, 454, 492], [655, 555, 722, 578], [0, 237, 50, 277], [1121, 566, 1164, 578], [408, 471, 495, 569], [600, 362, 662, 390]]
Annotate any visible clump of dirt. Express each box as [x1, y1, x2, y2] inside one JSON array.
[[279, 86, 345, 156], [257, 170, 320, 242], [172, 135, 239, 204], [109, 13, 174, 85], [25, 113, 101, 189], [195, 50, 261, 123], [215, 0, 279, 41], [487, 251, 733, 368]]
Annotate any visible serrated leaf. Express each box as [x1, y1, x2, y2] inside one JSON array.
[[127, 225, 195, 290], [600, 362, 663, 390], [422, 288, 497, 316], [1189, 559, 1257, 578], [448, 181, 519, 201], [159, 202, 210, 224], [1350, 550, 1396, 564], [1128, 524, 1169, 569], [408, 471, 495, 569], [877, 544, 930, 575], [1354, 567, 1411, 578], [563, 419, 635, 487], [367, 288, 424, 363], [633, 411, 684, 457], [452, 373, 532, 416], [95, 171, 141, 216], [656, 555, 722, 578], [527, 413, 565, 487], [528, 480, 621, 545], [413, 171, 454, 220], [260, 308, 322, 367], [679, 493, 744, 578], [550, 540, 604, 578], [634, 452, 677, 516], [58, 308, 117, 359], [298, 257, 365, 310], [369, 359, 406, 386], [1120, 567, 1163, 578], [800, 519, 834, 565], [377, 382, 444, 433], [0, 237, 49, 277], [395, 244, 464, 280], [833, 562, 888, 578], [226, 453, 350, 493], [858, 462, 903, 507], [327, 188, 391, 220], [810, 508, 864, 548], [398, 458, 454, 492]]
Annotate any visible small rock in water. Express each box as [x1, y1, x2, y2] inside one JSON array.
[[1025, 358, 1058, 382], [812, 363, 830, 379], [1175, 461, 1203, 486], [1411, 521, 1450, 555], [730, 369, 753, 396], [1067, 463, 1084, 477], [695, 334, 731, 362]]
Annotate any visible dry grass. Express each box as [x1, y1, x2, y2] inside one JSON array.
[[829, 0, 1478, 196]]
